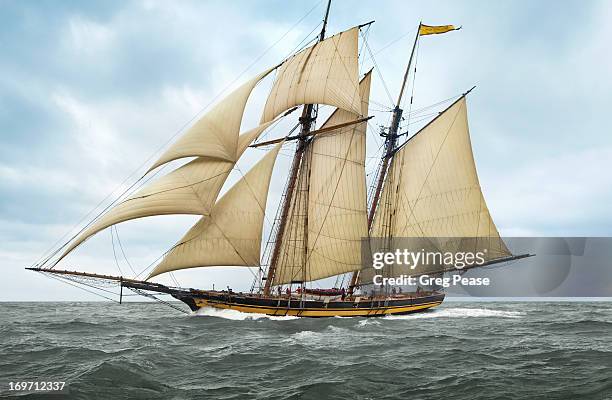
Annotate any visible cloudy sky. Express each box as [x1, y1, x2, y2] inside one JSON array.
[[1, 0, 611, 301]]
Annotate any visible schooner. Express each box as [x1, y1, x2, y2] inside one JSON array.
[[27, 2, 529, 317]]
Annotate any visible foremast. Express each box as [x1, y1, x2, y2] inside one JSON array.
[[263, 0, 333, 296], [348, 24, 422, 294]]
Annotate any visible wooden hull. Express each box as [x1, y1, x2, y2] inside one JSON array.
[[173, 291, 445, 317], [27, 268, 447, 317]]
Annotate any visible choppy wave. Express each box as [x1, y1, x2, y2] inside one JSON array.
[[1, 301, 611, 400]]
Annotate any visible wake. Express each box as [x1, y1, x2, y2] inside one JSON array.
[[192, 306, 300, 321], [191, 306, 522, 321], [384, 307, 524, 320]]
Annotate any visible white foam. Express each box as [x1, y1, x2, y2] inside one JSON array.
[[288, 326, 352, 345], [192, 307, 300, 321], [292, 330, 318, 340], [384, 307, 524, 320], [357, 319, 381, 327]]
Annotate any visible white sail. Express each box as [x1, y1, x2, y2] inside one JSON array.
[[304, 71, 371, 282], [149, 67, 274, 172], [55, 120, 275, 264], [360, 97, 511, 283], [148, 141, 283, 278], [271, 72, 372, 285], [261, 27, 361, 124]]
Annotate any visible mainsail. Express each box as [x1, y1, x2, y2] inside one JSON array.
[[148, 142, 284, 278], [261, 27, 362, 124], [271, 72, 372, 285], [359, 96, 511, 283]]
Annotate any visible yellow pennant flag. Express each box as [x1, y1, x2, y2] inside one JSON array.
[[419, 24, 459, 36]]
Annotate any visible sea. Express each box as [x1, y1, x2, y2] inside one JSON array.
[[1, 301, 611, 400]]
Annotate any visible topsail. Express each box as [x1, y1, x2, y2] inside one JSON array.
[[261, 27, 362, 124]]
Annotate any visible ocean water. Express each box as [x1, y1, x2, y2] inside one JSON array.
[[1, 301, 611, 399]]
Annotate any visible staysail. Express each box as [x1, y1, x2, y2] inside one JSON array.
[[359, 96, 511, 283], [54, 69, 276, 264], [261, 27, 362, 124], [149, 68, 274, 171], [148, 141, 283, 278], [271, 72, 372, 285]]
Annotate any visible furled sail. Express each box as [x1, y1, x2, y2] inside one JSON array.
[[271, 72, 372, 285], [359, 96, 511, 283], [148, 141, 283, 278], [149, 68, 274, 172], [55, 118, 276, 264], [261, 27, 361, 124]]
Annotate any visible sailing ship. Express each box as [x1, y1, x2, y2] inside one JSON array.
[[28, 2, 530, 317]]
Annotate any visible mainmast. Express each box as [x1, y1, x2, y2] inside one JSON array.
[[263, 0, 332, 295], [348, 23, 422, 293]]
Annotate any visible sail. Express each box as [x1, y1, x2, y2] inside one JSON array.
[[147, 142, 283, 278], [360, 97, 511, 283], [261, 27, 361, 124], [304, 71, 371, 282], [271, 72, 372, 286], [55, 122, 275, 264], [149, 67, 274, 172]]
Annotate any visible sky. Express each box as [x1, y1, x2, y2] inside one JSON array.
[[1, 0, 611, 301]]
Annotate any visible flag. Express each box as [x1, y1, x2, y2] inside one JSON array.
[[419, 24, 459, 36]]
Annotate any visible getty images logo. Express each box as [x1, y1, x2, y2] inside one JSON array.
[[372, 248, 488, 270]]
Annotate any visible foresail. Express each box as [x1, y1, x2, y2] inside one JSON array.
[[261, 27, 361, 124], [360, 97, 511, 284], [54, 120, 275, 265], [149, 67, 274, 172], [56, 158, 233, 264], [271, 72, 372, 286], [304, 71, 371, 282], [147, 141, 283, 278]]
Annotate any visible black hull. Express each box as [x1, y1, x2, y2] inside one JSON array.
[[172, 290, 445, 317]]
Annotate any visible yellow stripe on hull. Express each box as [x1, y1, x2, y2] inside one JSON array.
[[194, 299, 443, 317]]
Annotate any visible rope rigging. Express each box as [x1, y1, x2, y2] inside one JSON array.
[[34, 1, 483, 300], [37, 1, 329, 277]]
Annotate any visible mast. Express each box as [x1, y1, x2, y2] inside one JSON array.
[[348, 23, 421, 293], [263, 0, 332, 295]]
